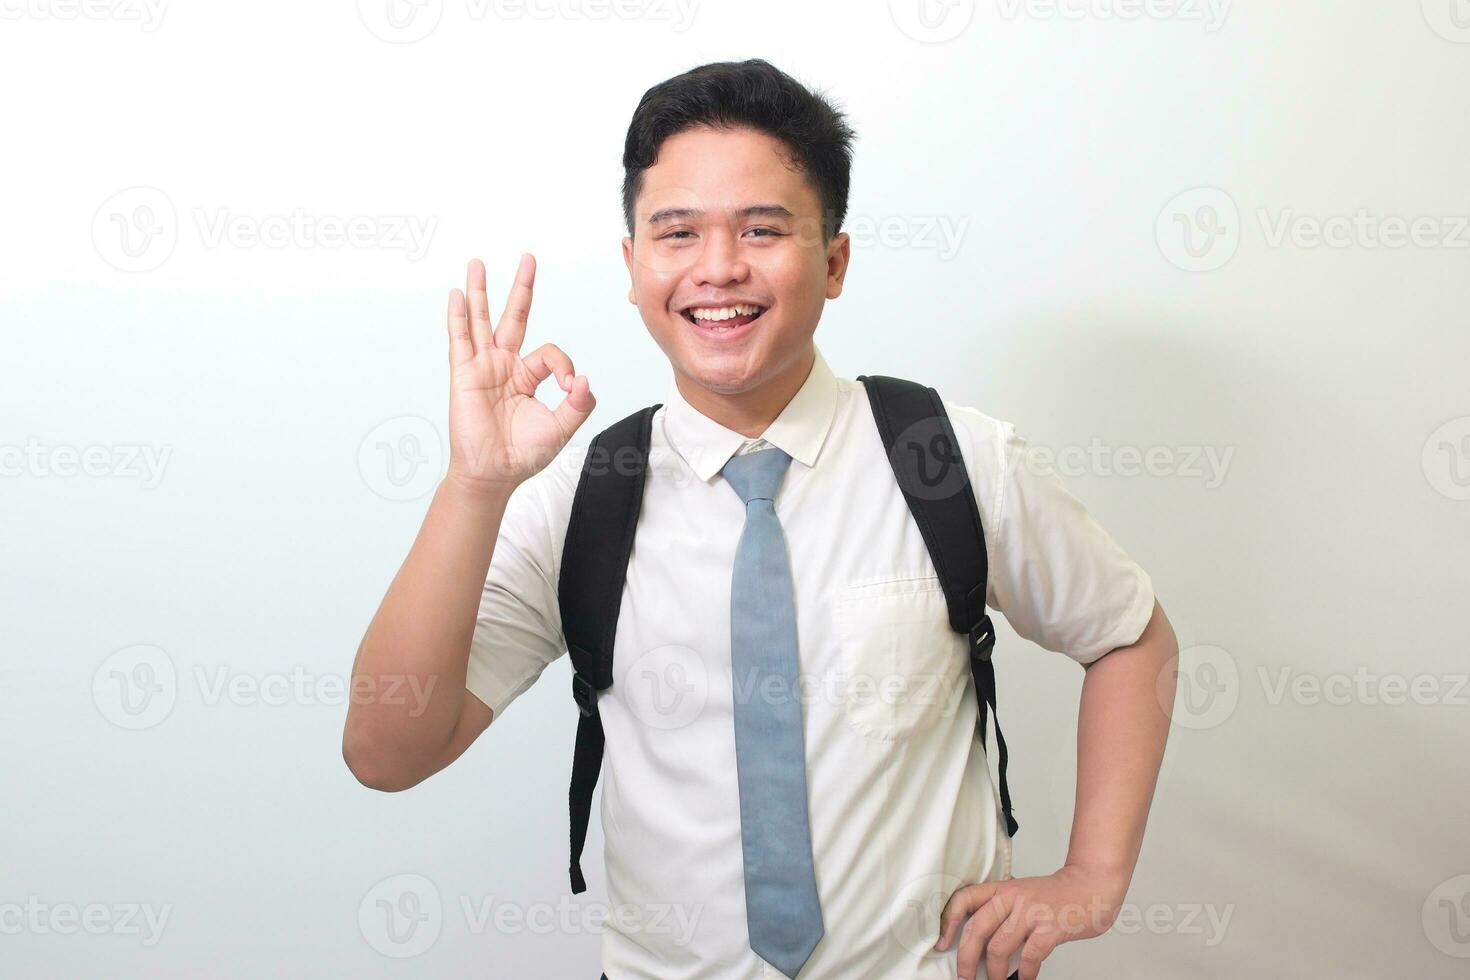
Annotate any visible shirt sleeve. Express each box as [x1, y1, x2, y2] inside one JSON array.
[[464, 456, 574, 719], [949, 406, 1156, 665]]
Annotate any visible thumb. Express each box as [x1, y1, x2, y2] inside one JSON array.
[[552, 374, 596, 438]]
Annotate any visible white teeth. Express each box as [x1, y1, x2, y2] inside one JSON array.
[[689, 304, 763, 322]]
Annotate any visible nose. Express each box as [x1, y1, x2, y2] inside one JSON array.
[[690, 227, 749, 288]]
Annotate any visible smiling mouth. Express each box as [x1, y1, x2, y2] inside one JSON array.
[[680, 303, 768, 331]]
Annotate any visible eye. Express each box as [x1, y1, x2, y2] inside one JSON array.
[[658, 230, 696, 241], [746, 227, 784, 238]]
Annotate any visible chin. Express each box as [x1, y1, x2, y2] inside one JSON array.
[[681, 360, 751, 392], [676, 351, 765, 393]]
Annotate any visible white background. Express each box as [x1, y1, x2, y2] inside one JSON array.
[[3, 0, 1469, 976]]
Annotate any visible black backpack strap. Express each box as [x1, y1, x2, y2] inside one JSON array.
[[557, 402, 661, 893], [857, 375, 1019, 839]]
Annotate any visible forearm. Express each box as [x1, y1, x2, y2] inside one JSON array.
[[344, 474, 515, 769], [1065, 598, 1177, 896]]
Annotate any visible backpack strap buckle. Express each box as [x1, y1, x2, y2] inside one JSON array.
[[968, 614, 996, 662], [571, 670, 597, 717]]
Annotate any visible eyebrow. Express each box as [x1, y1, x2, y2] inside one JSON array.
[[646, 204, 796, 225]]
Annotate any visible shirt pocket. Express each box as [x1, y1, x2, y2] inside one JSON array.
[[833, 576, 969, 742]]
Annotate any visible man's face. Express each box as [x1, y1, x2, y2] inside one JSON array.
[[622, 125, 850, 397]]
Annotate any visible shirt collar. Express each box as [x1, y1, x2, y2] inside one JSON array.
[[661, 345, 839, 484]]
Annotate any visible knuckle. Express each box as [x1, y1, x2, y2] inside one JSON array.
[[1020, 945, 1048, 969]]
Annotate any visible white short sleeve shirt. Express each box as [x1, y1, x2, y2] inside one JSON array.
[[466, 345, 1155, 979]]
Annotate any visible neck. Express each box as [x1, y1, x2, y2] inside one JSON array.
[[675, 345, 817, 438]]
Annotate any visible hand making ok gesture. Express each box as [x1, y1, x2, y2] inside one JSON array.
[[444, 255, 596, 493]]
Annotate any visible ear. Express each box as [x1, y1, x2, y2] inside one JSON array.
[[622, 235, 637, 304], [825, 231, 851, 301]]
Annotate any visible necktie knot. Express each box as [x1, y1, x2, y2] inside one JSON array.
[[720, 446, 792, 505]]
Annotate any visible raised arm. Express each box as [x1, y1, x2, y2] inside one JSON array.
[[342, 255, 594, 791]]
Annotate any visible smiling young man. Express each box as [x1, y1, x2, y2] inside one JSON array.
[[345, 59, 1178, 980]]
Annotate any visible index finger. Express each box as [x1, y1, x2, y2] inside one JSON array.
[[936, 881, 1002, 951], [494, 253, 536, 353], [447, 288, 472, 367]]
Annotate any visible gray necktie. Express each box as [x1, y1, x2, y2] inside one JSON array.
[[720, 446, 824, 979]]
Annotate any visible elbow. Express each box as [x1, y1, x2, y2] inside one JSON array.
[[342, 725, 425, 793]]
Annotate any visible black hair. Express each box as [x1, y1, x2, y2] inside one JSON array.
[[621, 59, 856, 242]]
